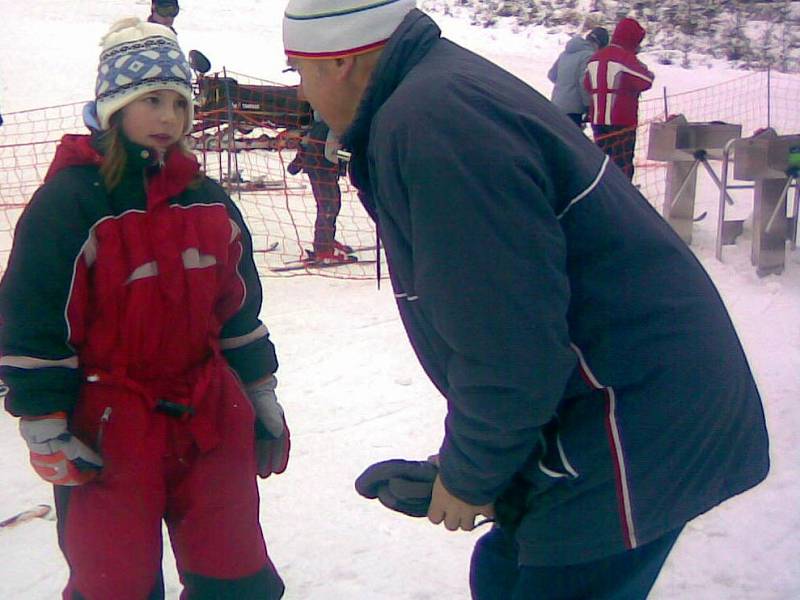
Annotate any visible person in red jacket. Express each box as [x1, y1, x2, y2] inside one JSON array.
[[583, 17, 654, 180], [0, 17, 287, 599]]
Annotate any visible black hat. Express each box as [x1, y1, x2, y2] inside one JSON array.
[[152, 0, 179, 18], [586, 27, 610, 49]]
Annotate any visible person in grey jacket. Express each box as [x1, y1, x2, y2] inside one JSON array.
[[548, 27, 608, 127], [283, 2, 769, 599]]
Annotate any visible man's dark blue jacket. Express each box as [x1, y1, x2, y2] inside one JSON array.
[[342, 9, 769, 566]]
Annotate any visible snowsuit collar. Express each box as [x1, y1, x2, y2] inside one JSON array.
[[45, 132, 199, 210], [341, 9, 440, 221], [44, 133, 201, 305], [44, 134, 104, 183]]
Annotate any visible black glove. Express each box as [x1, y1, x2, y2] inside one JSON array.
[[355, 459, 438, 518], [286, 152, 304, 175]]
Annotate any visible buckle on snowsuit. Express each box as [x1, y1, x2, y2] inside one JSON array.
[[154, 399, 196, 419]]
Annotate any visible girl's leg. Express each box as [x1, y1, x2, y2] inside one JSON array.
[[60, 396, 168, 600], [166, 376, 284, 599]]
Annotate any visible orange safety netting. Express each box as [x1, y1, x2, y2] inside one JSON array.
[[2, 70, 799, 279]]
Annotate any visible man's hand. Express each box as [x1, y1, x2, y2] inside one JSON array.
[[19, 412, 103, 486], [427, 475, 495, 531], [276, 129, 304, 151], [247, 375, 290, 478]]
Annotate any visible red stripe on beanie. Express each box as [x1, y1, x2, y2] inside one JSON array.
[[285, 39, 389, 59]]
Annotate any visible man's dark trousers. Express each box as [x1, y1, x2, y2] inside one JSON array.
[[469, 524, 683, 599]]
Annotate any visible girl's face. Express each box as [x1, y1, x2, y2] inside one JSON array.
[[121, 89, 187, 154]]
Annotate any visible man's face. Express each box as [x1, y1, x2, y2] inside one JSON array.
[[150, 11, 175, 27], [288, 57, 356, 137], [151, 2, 176, 27]]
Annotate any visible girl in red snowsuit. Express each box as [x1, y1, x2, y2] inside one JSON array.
[[0, 18, 287, 599]]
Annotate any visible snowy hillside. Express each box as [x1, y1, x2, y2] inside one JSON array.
[[420, 0, 800, 72]]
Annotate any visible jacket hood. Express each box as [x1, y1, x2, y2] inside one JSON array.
[[612, 18, 646, 51], [342, 9, 437, 155], [341, 9, 440, 221], [565, 36, 593, 54], [44, 134, 104, 183]]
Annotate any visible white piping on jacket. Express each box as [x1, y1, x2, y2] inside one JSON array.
[[557, 155, 609, 220]]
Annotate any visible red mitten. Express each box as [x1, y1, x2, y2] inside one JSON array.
[[19, 412, 103, 486]]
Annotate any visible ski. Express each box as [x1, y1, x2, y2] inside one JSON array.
[[271, 259, 376, 273], [0, 504, 55, 529], [282, 248, 355, 265], [255, 241, 280, 254], [227, 180, 305, 192], [346, 245, 379, 254]]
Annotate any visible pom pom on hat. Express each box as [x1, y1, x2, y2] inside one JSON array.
[[283, 0, 416, 59], [95, 17, 193, 132]]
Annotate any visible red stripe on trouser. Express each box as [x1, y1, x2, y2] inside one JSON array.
[[61, 370, 273, 600], [603, 389, 633, 550]]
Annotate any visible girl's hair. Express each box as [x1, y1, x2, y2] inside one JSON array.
[[98, 109, 197, 191]]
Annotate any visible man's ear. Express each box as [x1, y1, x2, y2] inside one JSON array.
[[332, 56, 357, 82]]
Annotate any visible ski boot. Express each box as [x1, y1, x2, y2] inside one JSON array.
[[304, 247, 357, 265], [332, 240, 354, 254]]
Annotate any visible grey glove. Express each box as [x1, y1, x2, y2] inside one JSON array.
[[19, 412, 103, 486], [246, 376, 290, 478]]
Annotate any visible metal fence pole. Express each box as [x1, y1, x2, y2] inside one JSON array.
[[767, 67, 771, 130]]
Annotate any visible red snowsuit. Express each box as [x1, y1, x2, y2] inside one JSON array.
[[583, 17, 654, 127], [0, 134, 284, 599], [583, 18, 654, 180]]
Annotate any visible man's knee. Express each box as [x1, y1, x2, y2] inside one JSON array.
[[470, 527, 520, 600]]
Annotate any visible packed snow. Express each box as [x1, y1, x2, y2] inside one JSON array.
[[0, 1, 798, 599]]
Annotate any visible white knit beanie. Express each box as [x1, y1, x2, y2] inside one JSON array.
[[95, 17, 193, 132], [283, 0, 416, 59]]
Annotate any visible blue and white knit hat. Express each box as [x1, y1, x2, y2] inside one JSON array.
[[95, 17, 193, 132], [283, 0, 416, 59]]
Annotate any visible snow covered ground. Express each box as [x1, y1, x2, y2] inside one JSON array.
[[0, 1, 798, 599]]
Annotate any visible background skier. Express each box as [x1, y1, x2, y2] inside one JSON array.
[[548, 26, 609, 127], [583, 17, 654, 180], [287, 112, 354, 264]]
